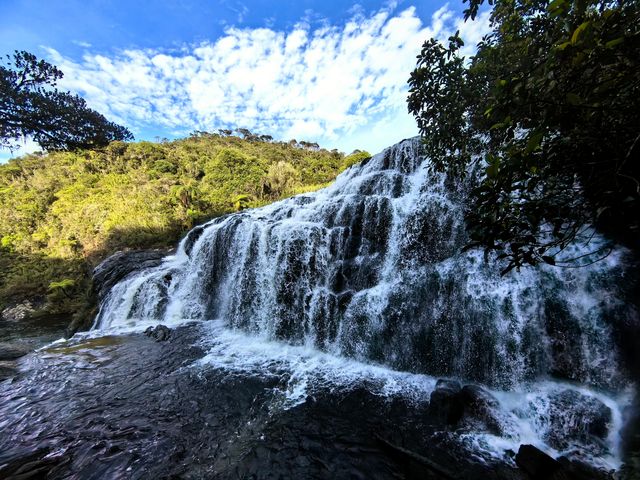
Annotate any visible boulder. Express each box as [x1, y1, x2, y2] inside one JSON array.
[[0, 342, 30, 361], [93, 250, 171, 301], [515, 444, 567, 479], [427, 381, 506, 436], [429, 379, 464, 425], [544, 389, 612, 450], [0, 299, 44, 322], [459, 384, 504, 436], [144, 325, 172, 342], [557, 457, 615, 480], [0, 361, 18, 382], [515, 444, 614, 480]]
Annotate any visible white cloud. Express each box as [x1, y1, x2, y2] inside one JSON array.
[[72, 40, 92, 48], [44, 5, 491, 155]]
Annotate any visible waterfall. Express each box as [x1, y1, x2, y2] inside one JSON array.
[[93, 137, 635, 468], [95, 137, 630, 390]]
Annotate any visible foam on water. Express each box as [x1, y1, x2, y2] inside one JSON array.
[[194, 320, 438, 407], [460, 383, 631, 470], [187, 321, 630, 470]]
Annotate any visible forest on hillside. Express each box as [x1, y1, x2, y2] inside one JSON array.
[[0, 131, 369, 328]]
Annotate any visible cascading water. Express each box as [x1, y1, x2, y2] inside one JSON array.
[[94, 137, 635, 470]]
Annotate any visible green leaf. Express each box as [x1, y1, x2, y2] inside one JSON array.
[[547, 0, 567, 17], [547, 0, 566, 13], [571, 21, 590, 44], [525, 132, 544, 154], [485, 157, 500, 178], [605, 38, 624, 49], [490, 115, 512, 130]]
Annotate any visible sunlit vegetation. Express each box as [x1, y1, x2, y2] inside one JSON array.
[[0, 130, 370, 322]]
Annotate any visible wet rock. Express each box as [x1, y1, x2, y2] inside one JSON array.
[[66, 304, 98, 338], [515, 445, 614, 480], [545, 390, 612, 450], [375, 434, 459, 479], [0, 362, 18, 381], [0, 299, 44, 322], [144, 325, 172, 342], [557, 457, 614, 480], [515, 444, 566, 479], [182, 224, 206, 256], [0, 342, 30, 361], [427, 382, 505, 435], [544, 296, 587, 383], [0, 446, 71, 479], [459, 384, 504, 436], [429, 379, 464, 425], [93, 250, 171, 302]]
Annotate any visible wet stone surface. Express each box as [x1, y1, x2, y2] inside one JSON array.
[[0, 324, 538, 480], [0, 313, 69, 347]]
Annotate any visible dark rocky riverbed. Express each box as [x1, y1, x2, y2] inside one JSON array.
[[0, 313, 69, 382], [0, 313, 69, 347], [0, 323, 631, 479]]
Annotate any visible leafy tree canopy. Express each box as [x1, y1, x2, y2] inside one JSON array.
[[264, 161, 302, 198], [1, 50, 133, 151], [408, 0, 639, 272]]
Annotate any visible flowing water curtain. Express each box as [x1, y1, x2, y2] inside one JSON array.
[[94, 138, 631, 392]]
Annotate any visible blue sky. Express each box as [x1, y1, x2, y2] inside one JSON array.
[[0, 0, 490, 161]]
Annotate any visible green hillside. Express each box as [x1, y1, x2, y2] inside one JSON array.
[[0, 131, 370, 330]]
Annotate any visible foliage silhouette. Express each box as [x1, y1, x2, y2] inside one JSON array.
[[1, 50, 133, 151]]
